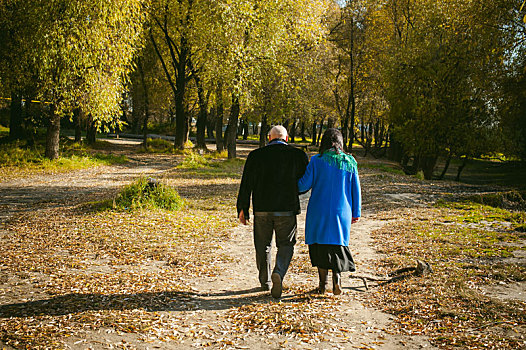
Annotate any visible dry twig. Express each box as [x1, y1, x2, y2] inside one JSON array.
[[350, 259, 432, 290]]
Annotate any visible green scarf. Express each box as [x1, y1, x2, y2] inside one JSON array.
[[319, 149, 357, 173]]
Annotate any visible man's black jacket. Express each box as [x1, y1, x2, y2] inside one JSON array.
[[237, 140, 309, 220]]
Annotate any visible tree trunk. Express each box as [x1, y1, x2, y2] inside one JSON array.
[[401, 154, 410, 167], [45, 105, 60, 160], [422, 155, 437, 180], [259, 114, 268, 148], [347, 17, 356, 152], [215, 83, 224, 152], [301, 121, 306, 142], [342, 115, 349, 151], [317, 118, 324, 146], [184, 112, 190, 143], [138, 58, 150, 147], [9, 92, 23, 140], [174, 36, 188, 149], [149, 27, 186, 148], [413, 155, 421, 173], [439, 153, 452, 180], [311, 121, 317, 146], [376, 121, 386, 149], [374, 120, 380, 148], [348, 117, 354, 150], [131, 94, 141, 135], [456, 156, 469, 181], [282, 118, 290, 132], [364, 122, 373, 157], [195, 103, 207, 150], [86, 114, 97, 145], [360, 122, 365, 145], [224, 124, 229, 144], [226, 94, 239, 159], [207, 110, 215, 139], [191, 61, 208, 150], [242, 119, 249, 140], [289, 119, 296, 143], [74, 108, 82, 142], [25, 98, 36, 147], [388, 131, 403, 162], [327, 117, 334, 129]]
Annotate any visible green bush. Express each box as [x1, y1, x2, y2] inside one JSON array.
[[140, 138, 175, 153], [114, 177, 183, 211], [177, 150, 219, 169], [204, 150, 228, 159], [0, 142, 41, 166]]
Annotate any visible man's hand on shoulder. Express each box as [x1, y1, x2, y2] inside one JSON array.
[[239, 210, 249, 225]]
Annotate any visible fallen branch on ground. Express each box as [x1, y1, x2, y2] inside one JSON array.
[[350, 259, 432, 290]]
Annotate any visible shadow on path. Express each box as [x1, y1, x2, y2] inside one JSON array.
[[0, 286, 332, 319], [0, 289, 269, 318]]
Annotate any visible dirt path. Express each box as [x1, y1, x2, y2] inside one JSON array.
[[173, 194, 438, 349], [0, 142, 442, 349]]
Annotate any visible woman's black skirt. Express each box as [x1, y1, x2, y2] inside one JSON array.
[[309, 244, 356, 273]]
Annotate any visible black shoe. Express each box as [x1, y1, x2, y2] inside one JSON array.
[[260, 284, 270, 291], [271, 273, 282, 299]]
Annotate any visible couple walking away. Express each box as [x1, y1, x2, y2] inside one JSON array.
[[237, 126, 361, 298]]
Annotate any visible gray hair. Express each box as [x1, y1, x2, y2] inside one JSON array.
[[268, 125, 288, 140]]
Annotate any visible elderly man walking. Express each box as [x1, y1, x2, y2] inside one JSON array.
[[237, 125, 308, 298]]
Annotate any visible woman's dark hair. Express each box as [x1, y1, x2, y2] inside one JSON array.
[[319, 128, 345, 154]]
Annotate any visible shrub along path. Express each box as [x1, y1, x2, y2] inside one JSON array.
[[0, 141, 524, 349]]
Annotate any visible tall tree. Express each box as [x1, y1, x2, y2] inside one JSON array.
[[368, 0, 513, 178], [1, 0, 146, 158]]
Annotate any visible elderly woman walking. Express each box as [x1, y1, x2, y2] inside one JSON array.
[[298, 128, 361, 294]]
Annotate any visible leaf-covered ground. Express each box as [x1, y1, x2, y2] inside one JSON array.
[[0, 141, 524, 349], [369, 204, 525, 349]]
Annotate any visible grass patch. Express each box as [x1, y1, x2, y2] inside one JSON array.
[[177, 149, 237, 167], [437, 197, 526, 231], [464, 191, 526, 211], [0, 138, 127, 180], [204, 149, 228, 159], [371, 203, 526, 349], [360, 162, 404, 175], [114, 177, 183, 211], [174, 152, 244, 179], [177, 150, 217, 169], [0, 125, 9, 137], [138, 138, 175, 153]]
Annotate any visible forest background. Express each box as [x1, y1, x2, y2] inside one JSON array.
[[1, 0, 525, 181]]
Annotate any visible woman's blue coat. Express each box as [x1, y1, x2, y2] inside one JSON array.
[[298, 154, 361, 246]]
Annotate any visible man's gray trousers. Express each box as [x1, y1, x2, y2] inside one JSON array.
[[253, 214, 297, 289]]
